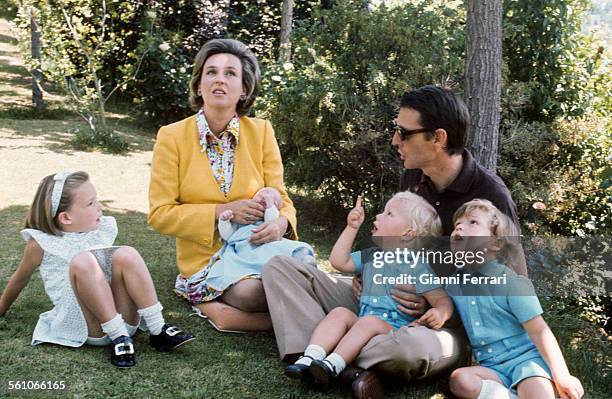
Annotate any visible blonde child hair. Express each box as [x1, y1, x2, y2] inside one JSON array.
[[391, 191, 443, 237], [25, 171, 89, 236], [453, 198, 522, 273]]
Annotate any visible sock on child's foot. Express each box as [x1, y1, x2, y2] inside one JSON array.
[[295, 344, 326, 366], [477, 380, 517, 399], [101, 314, 129, 341], [324, 353, 347, 376], [137, 302, 165, 335]]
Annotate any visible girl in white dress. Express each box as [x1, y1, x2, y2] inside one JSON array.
[[0, 171, 195, 368]]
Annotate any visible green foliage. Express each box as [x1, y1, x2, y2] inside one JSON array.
[[127, 0, 317, 125], [503, 0, 610, 120], [13, 0, 143, 152], [0, 0, 19, 19], [70, 124, 128, 153], [498, 83, 611, 236], [258, 0, 466, 210]]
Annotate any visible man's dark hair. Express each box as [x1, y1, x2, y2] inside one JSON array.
[[400, 85, 469, 155]]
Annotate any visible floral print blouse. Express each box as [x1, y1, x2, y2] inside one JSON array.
[[196, 109, 240, 195]]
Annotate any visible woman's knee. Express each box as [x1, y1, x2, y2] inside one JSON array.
[[222, 279, 267, 312], [449, 368, 481, 398]]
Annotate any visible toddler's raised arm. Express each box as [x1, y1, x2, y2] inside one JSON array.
[[330, 197, 365, 273]]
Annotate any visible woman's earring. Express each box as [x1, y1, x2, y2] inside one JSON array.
[[197, 89, 202, 96], [240, 94, 246, 101]]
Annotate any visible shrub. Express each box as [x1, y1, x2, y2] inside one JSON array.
[[258, 0, 466, 210], [503, 0, 609, 120], [498, 83, 611, 236]]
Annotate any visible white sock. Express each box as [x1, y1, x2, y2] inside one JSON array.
[[477, 380, 518, 399], [137, 302, 165, 335], [295, 344, 326, 366], [324, 352, 347, 375], [101, 314, 129, 341]]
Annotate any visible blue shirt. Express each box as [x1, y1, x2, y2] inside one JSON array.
[[351, 248, 442, 326], [447, 260, 542, 364]]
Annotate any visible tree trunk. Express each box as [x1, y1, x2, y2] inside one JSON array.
[[465, 0, 502, 171], [278, 0, 294, 63], [30, 7, 45, 112]]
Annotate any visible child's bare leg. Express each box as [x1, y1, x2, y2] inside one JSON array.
[[449, 366, 506, 399], [285, 307, 358, 379], [69, 251, 118, 333], [111, 246, 157, 311], [309, 307, 359, 353], [516, 377, 555, 399], [333, 315, 393, 364]]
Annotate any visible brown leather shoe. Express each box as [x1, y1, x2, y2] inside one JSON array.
[[350, 369, 384, 399], [338, 365, 364, 387]]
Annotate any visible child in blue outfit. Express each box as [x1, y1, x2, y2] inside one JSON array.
[[285, 191, 454, 385], [183, 187, 315, 301], [0, 171, 195, 368], [447, 199, 583, 399]]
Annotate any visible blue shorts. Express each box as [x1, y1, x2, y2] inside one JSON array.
[[359, 304, 413, 329], [487, 347, 552, 389]]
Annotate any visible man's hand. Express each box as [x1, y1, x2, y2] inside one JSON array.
[[391, 284, 428, 317]]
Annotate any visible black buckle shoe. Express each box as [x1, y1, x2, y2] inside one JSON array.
[[111, 335, 135, 368], [285, 363, 310, 379], [309, 359, 338, 386], [149, 324, 196, 352], [285, 355, 315, 383]]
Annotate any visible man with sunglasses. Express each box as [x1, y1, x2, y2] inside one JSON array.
[[392, 85, 519, 237], [262, 85, 520, 398]]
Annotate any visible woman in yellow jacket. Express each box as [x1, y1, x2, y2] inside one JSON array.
[[148, 39, 296, 331]]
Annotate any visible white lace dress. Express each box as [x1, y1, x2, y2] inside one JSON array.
[[20, 216, 118, 347]]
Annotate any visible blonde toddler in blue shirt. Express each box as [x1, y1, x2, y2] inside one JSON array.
[[285, 191, 454, 386], [447, 199, 583, 399]]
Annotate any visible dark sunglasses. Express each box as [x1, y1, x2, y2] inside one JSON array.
[[394, 125, 435, 140]]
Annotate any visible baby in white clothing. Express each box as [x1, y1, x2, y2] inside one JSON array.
[[218, 187, 316, 267]]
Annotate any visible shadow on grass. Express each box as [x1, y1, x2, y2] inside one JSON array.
[[0, 115, 155, 154], [0, 62, 29, 78], [0, 105, 78, 120], [0, 32, 17, 44]]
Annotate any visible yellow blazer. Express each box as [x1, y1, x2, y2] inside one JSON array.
[[148, 114, 297, 278]]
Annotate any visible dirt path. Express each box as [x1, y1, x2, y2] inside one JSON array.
[[0, 18, 153, 213]]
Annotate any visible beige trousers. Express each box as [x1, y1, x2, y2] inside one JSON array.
[[261, 255, 469, 381]]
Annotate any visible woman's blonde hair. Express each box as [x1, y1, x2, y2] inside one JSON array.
[[453, 199, 521, 270], [391, 191, 443, 237], [25, 171, 90, 236], [189, 38, 260, 116]]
